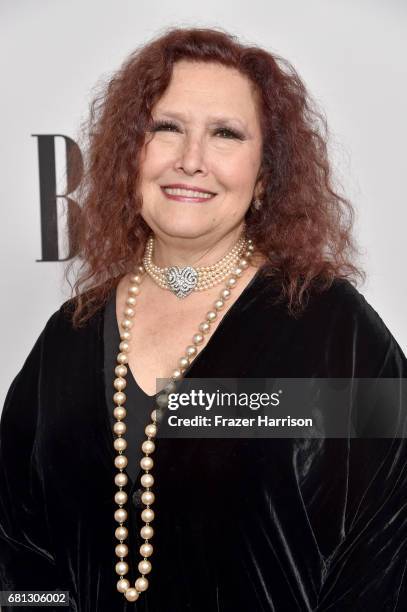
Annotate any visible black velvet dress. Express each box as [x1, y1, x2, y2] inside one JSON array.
[[1, 269, 406, 611]]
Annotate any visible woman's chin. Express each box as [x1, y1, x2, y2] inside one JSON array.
[[146, 216, 216, 240]]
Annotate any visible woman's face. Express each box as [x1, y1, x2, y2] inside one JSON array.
[[139, 60, 263, 241]]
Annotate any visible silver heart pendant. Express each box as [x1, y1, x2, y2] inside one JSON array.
[[165, 266, 198, 299]]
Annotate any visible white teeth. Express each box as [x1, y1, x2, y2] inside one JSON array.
[[163, 187, 214, 198]]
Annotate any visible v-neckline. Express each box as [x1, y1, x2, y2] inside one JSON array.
[[113, 266, 264, 398]]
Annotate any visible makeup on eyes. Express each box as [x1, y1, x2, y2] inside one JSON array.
[[149, 119, 246, 141]]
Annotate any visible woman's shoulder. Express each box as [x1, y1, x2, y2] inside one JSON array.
[[312, 276, 373, 311], [11, 295, 106, 389], [3, 295, 106, 405], [307, 277, 406, 377], [258, 272, 390, 331], [309, 277, 393, 341], [254, 272, 372, 320], [41, 293, 106, 341], [253, 272, 406, 377]]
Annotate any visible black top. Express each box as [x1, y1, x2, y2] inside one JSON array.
[[1, 271, 407, 611]]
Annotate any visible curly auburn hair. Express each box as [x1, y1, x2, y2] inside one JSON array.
[[66, 25, 364, 327]]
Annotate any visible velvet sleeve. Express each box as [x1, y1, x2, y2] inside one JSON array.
[[0, 315, 59, 595], [316, 294, 407, 610]]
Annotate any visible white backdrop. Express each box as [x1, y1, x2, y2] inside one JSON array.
[[1, 0, 406, 408]]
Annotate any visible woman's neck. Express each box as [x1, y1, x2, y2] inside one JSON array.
[[151, 225, 245, 268]]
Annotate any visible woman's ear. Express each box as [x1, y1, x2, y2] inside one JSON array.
[[250, 182, 264, 211]]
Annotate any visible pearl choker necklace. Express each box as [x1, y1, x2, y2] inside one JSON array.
[[143, 233, 248, 298], [113, 239, 255, 601]]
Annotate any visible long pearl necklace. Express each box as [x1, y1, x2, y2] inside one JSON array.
[[113, 238, 255, 602]]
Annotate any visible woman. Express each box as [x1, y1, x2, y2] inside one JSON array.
[[1, 27, 406, 611]]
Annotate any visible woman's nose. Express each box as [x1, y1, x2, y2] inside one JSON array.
[[176, 134, 208, 175]]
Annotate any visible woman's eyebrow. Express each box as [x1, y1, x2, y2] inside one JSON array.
[[155, 109, 247, 130]]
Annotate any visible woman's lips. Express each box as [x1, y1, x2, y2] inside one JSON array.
[[160, 186, 216, 203]]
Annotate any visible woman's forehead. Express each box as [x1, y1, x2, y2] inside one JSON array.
[[153, 62, 261, 128]]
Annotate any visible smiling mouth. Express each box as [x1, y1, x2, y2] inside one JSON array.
[[161, 186, 216, 202]]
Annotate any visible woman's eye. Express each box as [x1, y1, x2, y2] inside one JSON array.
[[150, 121, 243, 140], [150, 120, 179, 132], [215, 127, 243, 140]]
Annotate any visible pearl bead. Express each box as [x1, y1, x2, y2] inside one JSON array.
[[171, 368, 182, 380], [142, 440, 155, 454], [239, 258, 248, 269], [141, 508, 154, 523], [116, 352, 128, 365], [115, 365, 127, 377], [137, 265, 144, 273], [114, 455, 128, 469], [115, 561, 128, 575], [114, 377, 127, 391], [121, 319, 133, 330], [114, 508, 128, 523], [150, 409, 158, 423], [113, 391, 126, 405], [135, 577, 149, 592], [125, 588, 139, 601], [156, 393, 169, 408], [114, 438, 127, 451], [113, 421, 126, 435], [140, 525, 154, 539], [119, 341, 130, 353], [115, 472, 128, 487], [115, 491, 128, 505], [115, 526, 128, 540], [124, 307, 135, 318], [138, 560, 152, 575], [214, 299, 224, 310], [226, 277, 237, 288], [206, 311, 217, 322], [117, 578, 130, 593], [145, 423, 157, 437], [179, 357, 189, 369], [115, 543, 128, 557], [193, 333, 204, 345], [140, 543, 153, 557], [126, 296, 137, 307], [130, 274, 142, 284], [128, 285, 140, 295], [199, 321, 210, 333], [141, 473, 154, 488], [186, 345, 197, 357], [113, 406, 126, 420], [140, 456, 153, 470], [221, 288, 231, 299], [141, 490, 155, 505]]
